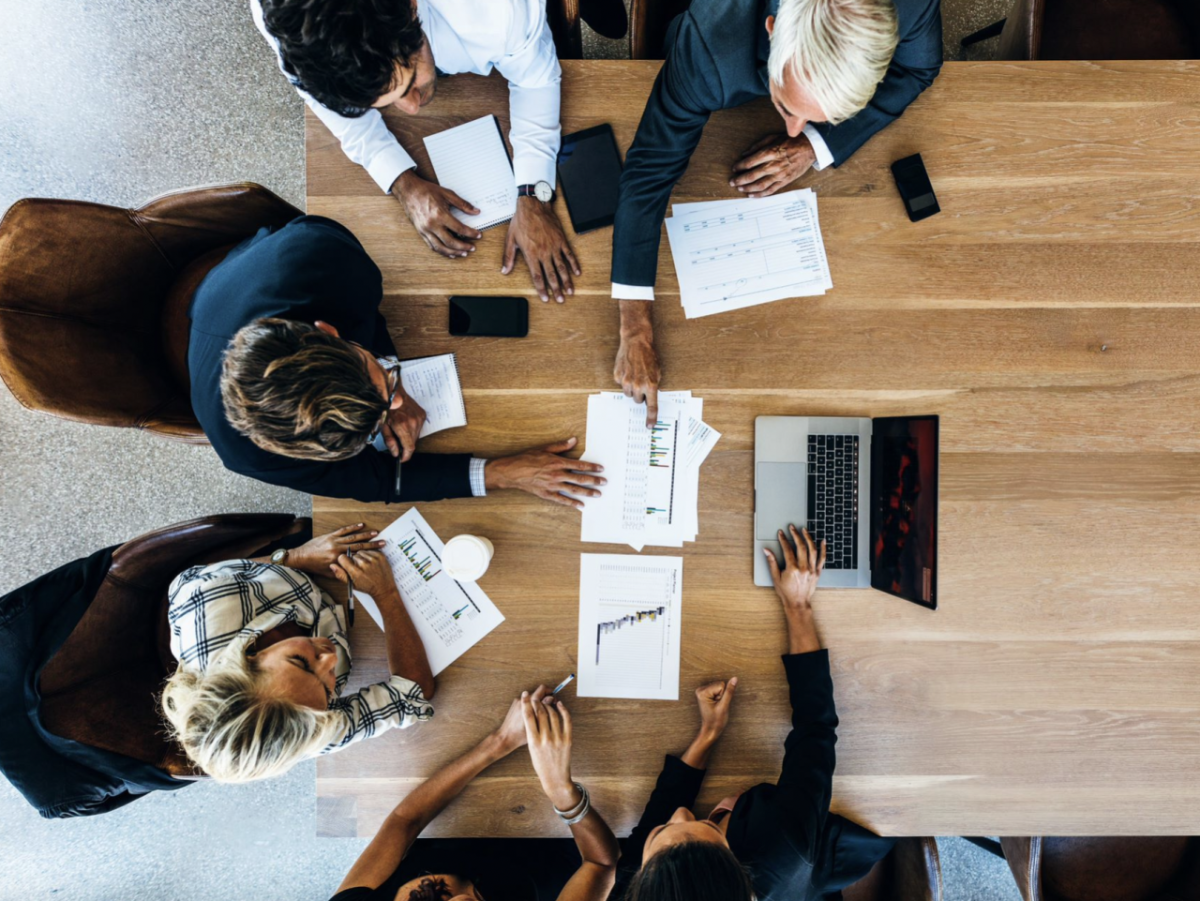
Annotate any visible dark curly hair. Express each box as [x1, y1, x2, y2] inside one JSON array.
[[407, 877, 455, 901], [261, 0, 425, 117]]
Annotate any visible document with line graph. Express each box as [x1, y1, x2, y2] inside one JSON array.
[[352, 507, 505, 676], [577, 554, 683, 700], [665, 188, 832, 318]]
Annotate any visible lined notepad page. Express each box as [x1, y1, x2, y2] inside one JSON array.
[[398, 354, 467, 438], [423, 116, 517, 231]]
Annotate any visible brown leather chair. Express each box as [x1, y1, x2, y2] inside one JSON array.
[[630, 0, 693, 59], [843, 837, 943, 901], [961, 0, 1199, 59], [550, 0, 584, 58], [0, 183, 302, 442], [1001, 836, 1200, 901], [0, 513, 309, 817]]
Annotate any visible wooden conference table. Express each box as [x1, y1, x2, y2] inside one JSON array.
[[308, 61, 1200, 838]]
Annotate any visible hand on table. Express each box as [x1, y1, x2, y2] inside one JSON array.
[[694, 678, 738, 741], [502, 196, 580, 303], [492, 696, 530, 757], [522, 685, 580, 811], [614, 300, 661, 427], [484, 437, 606, 511], [730, 133, 816, 198], [381, 387, 427, 462], [288, 523, 385, 575], [393, 169, 482, 259], [330, 548, 398, 603]]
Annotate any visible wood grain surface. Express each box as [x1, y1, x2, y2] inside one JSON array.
[[309, 61, 1200, 838]]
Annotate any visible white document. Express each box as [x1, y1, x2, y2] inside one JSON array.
[[577, 554, 683, 701], [352, 508, 504, 676], [398, 354, 467, 438], [581, 392, 715, 550], [666, 189, 832, 319], [423, 115, 516, 231]]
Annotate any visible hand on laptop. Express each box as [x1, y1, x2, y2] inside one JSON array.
[[503, 196, 580, 303], [730, 133, 816, 198], [614, 300, 661, 427], [393, 169, 482, 259], [763, 525, 825, 654]]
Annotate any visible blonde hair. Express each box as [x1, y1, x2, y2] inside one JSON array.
[[160, 636, 341, 783], [767, 0, 899, 125], [220, 318, 387, 462]]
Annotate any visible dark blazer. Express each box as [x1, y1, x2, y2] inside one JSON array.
[[611, 0, 942, 288], [614, 651, 895, 901], [189, 216, 472, 504]]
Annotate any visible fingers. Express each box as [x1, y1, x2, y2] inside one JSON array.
[[544, 490, 585, 511], [444, 188, 482, 219], [381, 423, 401, 458], [329, 562, 349, 584], [551, 253, 574, 301], [763, 545, 781, 584], [735, 169, 784, 194], [561, 472, 605, 489], [540, 257, 564, 303], [817, 538, 827, 576], [335, 523, 365, 536], [778, 528, 798, 570], [746, 178, 786, 198], [521, 690, 540, 735], [557, 699, 572, 741], [501, 230, 518, 275], [397, 424, 417, 464], [645, 383, 659, 429], [731, 148, 780, 179], [562, 242, 581, 277], [435, 225, 476, 256], [423, 228, 470, 260], [798, 525, 818, 572], [528, 253, 549, 302], [696, 679, 727, 700], [719, 676, 738, 707], [543, 436, 578, 455]]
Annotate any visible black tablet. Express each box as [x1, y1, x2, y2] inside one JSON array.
[[557, 124, 623, 234]]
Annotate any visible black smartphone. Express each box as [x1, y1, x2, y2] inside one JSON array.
[[448, 296, 529, 337], [891, 153, 940, 222], [556, 123, 623, 234]]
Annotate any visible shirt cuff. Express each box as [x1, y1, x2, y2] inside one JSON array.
[[803, 123, 834, 171], [369, 146, 419, 195], [612, 282, 656, 301], [469, 458, 488, 497], [513, 157, 558, 191]]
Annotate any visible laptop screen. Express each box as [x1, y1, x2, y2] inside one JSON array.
[[869, 416, 939, 609]]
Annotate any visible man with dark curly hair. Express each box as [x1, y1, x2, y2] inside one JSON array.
[[251, 0, 581, 304]]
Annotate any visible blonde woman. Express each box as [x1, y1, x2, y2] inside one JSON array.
[[162, 523, 433, 783]]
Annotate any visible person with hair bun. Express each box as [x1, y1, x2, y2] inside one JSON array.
[[162, 524, 434, 783], [615, 526, 894, 901]]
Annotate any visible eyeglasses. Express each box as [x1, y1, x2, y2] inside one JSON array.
[[366, 362, 402, 444]]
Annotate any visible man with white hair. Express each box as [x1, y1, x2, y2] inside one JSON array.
[[610, 0, 942, 424]]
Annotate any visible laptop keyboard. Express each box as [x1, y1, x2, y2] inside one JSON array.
[[807, 435, 859, 570]]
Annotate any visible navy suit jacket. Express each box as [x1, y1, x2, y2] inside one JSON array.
[[611, 0, 942, 288], [188, 216, 472, 504]]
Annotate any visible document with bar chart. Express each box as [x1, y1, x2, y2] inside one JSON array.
[[352, 507, 505, 676], [577, 554, 683, 700], [581, 392, 720, 550]]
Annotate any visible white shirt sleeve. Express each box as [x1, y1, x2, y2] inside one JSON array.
[[493, 0, 562, 188], [803, 123, 834, 171], [249, 0, 416, 194]]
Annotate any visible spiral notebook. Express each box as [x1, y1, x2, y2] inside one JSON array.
[[423, 115, 517, 231], [398, 353, 467, 438]]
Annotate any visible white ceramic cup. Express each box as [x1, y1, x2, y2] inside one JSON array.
[[443, 534, 495, 582]]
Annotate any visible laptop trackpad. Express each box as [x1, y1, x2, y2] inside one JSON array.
[[756, 463, 806, 540]]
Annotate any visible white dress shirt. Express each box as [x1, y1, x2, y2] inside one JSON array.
[[251, 0, 562, 194], [611, 123, 832, 301]]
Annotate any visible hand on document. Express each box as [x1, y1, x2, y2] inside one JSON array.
[[730, 133, 817, 198], [485, 437, 606, 511], [580, 392, 721, 550], [665, 188, 832, 319]]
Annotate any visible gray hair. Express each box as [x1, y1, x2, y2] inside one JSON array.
[[767, 0, 899, 125]]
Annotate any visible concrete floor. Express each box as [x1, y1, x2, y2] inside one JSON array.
[[0, 0, 1020, 897]]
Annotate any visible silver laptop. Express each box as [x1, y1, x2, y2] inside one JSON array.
[[753, 415, 940, 608]]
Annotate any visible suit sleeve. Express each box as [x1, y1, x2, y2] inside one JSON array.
[[772, 650, 838, 854], [610, 15, 722, 288], [811, 0, 943, 166], [244, 449, 475, 504]]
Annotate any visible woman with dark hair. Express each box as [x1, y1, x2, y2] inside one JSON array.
[[329, 685, 620, 901], [617, 526, 895, 901]]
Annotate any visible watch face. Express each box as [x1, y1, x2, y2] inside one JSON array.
[[534, 181, 553, 203]]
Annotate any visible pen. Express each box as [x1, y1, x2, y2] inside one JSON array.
[[394, 456, 402, 497], [346, 575, 356, 627], [552, 673, 576, 696]]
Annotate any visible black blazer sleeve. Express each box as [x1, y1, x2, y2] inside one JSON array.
[[610, 14, 723, 288], [619, 755, 707, 870], [775, 650, 838, 842], [812, 0, 942, 166], [244, 449, 475, 504]]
